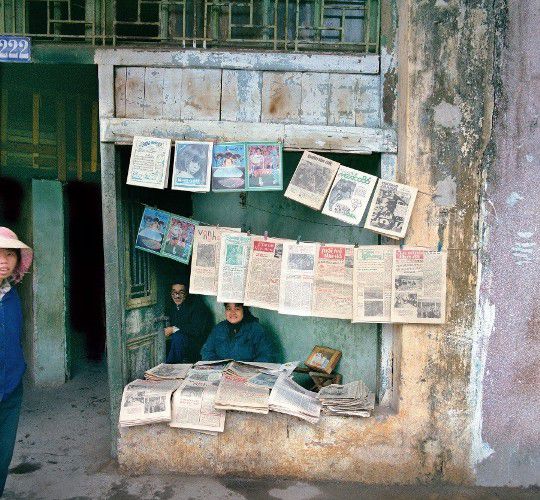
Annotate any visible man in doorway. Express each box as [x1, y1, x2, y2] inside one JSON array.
[[164, 280, 211, 363]]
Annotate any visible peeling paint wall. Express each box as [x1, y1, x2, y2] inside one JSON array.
[[475, 0, 540, 487]]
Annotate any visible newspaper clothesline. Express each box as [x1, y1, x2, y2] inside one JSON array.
[[119, 361, 375, 431]]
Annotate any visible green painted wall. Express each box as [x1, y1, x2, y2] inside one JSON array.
[[32, 179, 67, 385], [192, 152, 380, 389]]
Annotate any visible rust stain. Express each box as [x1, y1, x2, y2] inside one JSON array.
[[269, 91, 284, 116]]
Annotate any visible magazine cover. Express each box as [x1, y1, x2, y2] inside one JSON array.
[[171, 141, 213, 192], [135, 207, 170, 255], [211, 143, 247, 192], [126, 136, 171, 189], [161, 215, 198, 264], [245, 142, 283, 191]]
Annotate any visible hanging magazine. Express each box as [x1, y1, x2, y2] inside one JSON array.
[[135, 207, 170, 255], [245, 143, 283, 191], [322, 166, 378, 225], [391, 247, 447, 324], [126, 136, 172, 189], [171, 141, 213, 192], [284, 151, 340, 210], [161, 215, 198, 264], [364, 179, 418, 239], [189, 225, 241, 296], [211, 143, 247, 192], [244, 236, 286, 311], [217, 232, 252, 303], [352, 246, 396, 323]]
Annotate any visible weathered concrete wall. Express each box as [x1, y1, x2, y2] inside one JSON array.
[[117, 0, 499, 484], [474, 0, 540, 487]]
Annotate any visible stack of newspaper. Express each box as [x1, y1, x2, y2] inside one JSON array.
[[119, 379, 181, 427], [214, 376, 270, 414], [144, 363, 192, 381], [317, 380, 375, 417], [184, 359, 230, 384], [268, 374, 322, 424]]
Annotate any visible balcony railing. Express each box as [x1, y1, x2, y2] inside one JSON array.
[[0, 0, 379, 53]]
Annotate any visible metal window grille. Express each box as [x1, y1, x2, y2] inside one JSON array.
[[125, 201, 156, 307], [0, 0, 379, 53]]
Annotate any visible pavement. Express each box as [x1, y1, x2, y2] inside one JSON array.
[[3, 360, 539, 499]]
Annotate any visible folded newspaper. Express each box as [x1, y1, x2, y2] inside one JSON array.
[[214, 376, 270, 414], [317, 380, 375, 417], [119, 379, 182, 427], [170, 379, 226, 434], [268, 373, 322, 424], [144, 363, 193, 381]]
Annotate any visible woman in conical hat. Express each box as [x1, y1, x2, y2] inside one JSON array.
[[0, 227, 33, 496]]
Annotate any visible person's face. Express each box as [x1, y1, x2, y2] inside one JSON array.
[[0, 248, 18, 281], [187, 160, 201, 175], [171, 284, 187, 305], [225, 303, 244, 324]]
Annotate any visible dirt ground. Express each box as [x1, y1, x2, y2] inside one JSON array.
[[3, 361, 538, 499]]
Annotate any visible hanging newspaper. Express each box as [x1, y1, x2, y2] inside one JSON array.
[[364, 179, 418, 239], [312, 244, 354, 320], [278, 241, 319, 316], [217, 232, 252, 303], [190, 225, 241, 296], [244, 236, 286, 311], [284, 151, 340, 210], [352, 246, 397, 323], [171, 141, 213, 192], [169, 379, 226, 434], [391, 247, 447, 324], [118, 379, 181, 427], [126, 136, 171, 189], [322, 166, 378, 225], [268, 374, 321, 424]]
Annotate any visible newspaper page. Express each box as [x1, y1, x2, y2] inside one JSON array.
[[144, 363, 192, 381], [268, 374, 321, 423], [244, 236, 286, 311], [312, 244, 354, 320], [364, 180, 418, 239], [126, 136, 171, 189], [214, 377, 270, 414], [391, 247, 447, 324], [284, 151, 340, 210], [119, 379, 181, 427], [190, 226, 240, 296], [169, 379, 225, 433], [278, 241, 319, 316], [352, 245, 397, 323], [322, 166, 378, 225], [217, 232, 252, 303]]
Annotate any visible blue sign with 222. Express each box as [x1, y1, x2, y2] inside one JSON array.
[[0, 36, 31, 63]]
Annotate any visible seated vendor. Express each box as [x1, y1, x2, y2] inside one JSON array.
[[165, 280, 210, 363], [200, 303, 275, 363]]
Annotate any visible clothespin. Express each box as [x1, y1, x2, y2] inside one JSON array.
[[321, 241, 326, 247], [399, 240, 404, 250], [354, 243, 359, 248], [264, 231, 268, 241], [247, 229, 251, 236], [296, 235, 301, 244], [437, 241, 443, 252]]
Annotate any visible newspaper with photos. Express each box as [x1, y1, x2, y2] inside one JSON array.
[[217, 232, 252, 303], [364, 179, 418, 239], [190, 226, 241, 296], [352, 246, 397, 323], [312, 244, 354, 320], [391, 247, 447, 324], [119, 379, 181, 427], [318, 379, 375, 417], [278, 241, 319, 316], [322, 166, 378, 225], [268, 374, 322, 424], [244, 236, 286, 311], [214, 376, 270, 414], [172, 141, 213, 192], [169, 379, 226, 434], [144, 363, 193, 381], [222, 361, 279, 389], [284, 151, 340, 210], [127, 136, 171, 189]]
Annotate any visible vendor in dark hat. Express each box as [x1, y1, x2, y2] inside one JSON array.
[[165, 279, 211, 363]]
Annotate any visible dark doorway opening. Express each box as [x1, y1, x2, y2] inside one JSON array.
[[65, 181, 105, 373]]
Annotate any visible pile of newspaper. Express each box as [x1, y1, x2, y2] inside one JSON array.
[[317, 380, 375, 417], [119, 379, 181, 427], [268, 374, 322, 424], [144, 363, 192, 381]]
